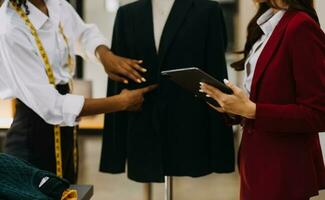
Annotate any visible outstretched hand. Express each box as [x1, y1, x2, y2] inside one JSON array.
[[120, 84, 158, 112], [96, 45, 147, 84]]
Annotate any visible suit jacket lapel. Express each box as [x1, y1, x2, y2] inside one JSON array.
[[135, 0, 158, 60], [158, 0, 194, 67], [250, 11, 295, 100]]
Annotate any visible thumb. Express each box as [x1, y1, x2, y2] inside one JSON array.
[[223, 79, 240, 93]]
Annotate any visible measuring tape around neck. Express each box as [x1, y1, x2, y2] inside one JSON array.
[[11, 2, 78, 179]]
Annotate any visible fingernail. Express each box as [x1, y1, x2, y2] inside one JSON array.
[[224, 79, 229, 84], [137, 79, 142, 83], [206, 94, 211, 97], [124, 80, 129, 84], [141, 78, 147, 82], [199, 89, 204, 93], [139, 60, 143, 63], [199, 82, 204, 86], [142, 68, 147, 72]]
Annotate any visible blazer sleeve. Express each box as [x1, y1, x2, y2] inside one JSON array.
[[254, 17, 325, 133], [205, 3, 241, 125], [204, 2, 235, 168], [204, 2, 228, 81]]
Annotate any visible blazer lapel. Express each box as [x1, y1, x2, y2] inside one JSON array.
[[134, 0, 158, 60], [158, 0, 194, 67], [250, 11, 295, 100]]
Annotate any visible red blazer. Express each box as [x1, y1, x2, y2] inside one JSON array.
[[240, 11, 325, 200]]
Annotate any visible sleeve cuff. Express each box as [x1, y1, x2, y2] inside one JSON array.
[[86, 38, 109, 62], [61, 94, 85, 126]]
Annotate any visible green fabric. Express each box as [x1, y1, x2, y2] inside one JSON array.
[[0, 153, 70, 200]]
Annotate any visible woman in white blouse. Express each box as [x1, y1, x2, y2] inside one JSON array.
[[0, 0, 156, 183]]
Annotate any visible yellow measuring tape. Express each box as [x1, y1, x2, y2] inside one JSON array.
[[12, 2, 78, 178]]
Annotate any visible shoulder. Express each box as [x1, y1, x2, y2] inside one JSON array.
[[288, 11, 317, 26], [284, 11, 325, 51], [56, 0, 76, 13], [118, 1, 141, 13], [114, 0, 142, 21], [0, 5, 32, 49], [0, 2, 20, 34], [286, 11, 323, 36], [199, 0, 221, 7], [0, 26, 33, 51], [56, 0, 83, 18], [194, 0, 222, 12], [190, 0, 223, 19], [0, 9, 30, 45], [57, 0, 73, 8]]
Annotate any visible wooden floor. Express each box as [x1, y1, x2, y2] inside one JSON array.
[[78, 135, 325, 200]]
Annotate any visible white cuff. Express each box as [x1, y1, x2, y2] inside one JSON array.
[[86, 38, 109, 62], [61, 94, 85, 126]]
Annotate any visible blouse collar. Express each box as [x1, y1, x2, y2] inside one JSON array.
[[257, 8, 286, 35]]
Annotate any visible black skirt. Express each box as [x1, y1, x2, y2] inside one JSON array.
[[4, 84, 78, 183]]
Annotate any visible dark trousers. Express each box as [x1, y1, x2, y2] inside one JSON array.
[[4, 84, 78, 183]]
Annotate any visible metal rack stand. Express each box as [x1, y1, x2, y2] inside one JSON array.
[[144, 183, 153, 200], [144, 176, 174, 200], [164, 176, 173, 200]]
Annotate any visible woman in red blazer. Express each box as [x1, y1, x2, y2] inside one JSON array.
[[200, 0, 325, 199]]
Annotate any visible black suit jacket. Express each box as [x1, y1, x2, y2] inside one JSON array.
[[100, 0, 235, 183]]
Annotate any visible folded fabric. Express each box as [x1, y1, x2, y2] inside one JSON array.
[[0, 153, 70, 200]]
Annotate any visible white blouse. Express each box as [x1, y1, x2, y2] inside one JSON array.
[[0, 0, 108, 126], [152, 0, 175, 50], [244, 9, 286, 94]]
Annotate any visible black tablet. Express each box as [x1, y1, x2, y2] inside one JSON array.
[[161, 67, 233, 107]]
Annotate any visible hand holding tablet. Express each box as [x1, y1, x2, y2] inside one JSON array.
[[161, 67, 233, 107]]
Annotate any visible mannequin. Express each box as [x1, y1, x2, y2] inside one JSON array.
[[100, 0, 235, 183]]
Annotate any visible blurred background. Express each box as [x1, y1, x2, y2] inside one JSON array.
[[1, 0, 325, 199]]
